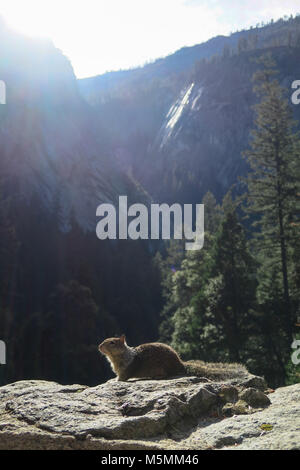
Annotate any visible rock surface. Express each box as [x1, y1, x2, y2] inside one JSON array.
[[0, 376, 298, 450]]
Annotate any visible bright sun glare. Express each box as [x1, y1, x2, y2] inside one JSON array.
[[1, 0, 300, 78], [0, 0, 227, 77], [1, 2, 56, 38]]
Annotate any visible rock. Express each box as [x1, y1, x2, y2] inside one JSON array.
[[0, 377, 298, 450], [186, 383, 300, 450], [0, 378, 219, 443], [238, 375, 268, 391], [218, 385, 239, 404], [239, 388, 271, 407], [222, 402, 235, 417], [231, 399, 249, 415], [222, 396, 261, 417]]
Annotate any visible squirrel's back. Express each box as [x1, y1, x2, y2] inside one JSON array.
[[98, 335, 248, 382], [128, 342, 186, 379]]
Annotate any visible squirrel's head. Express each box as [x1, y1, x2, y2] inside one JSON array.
[[98, 334, 127, 357]]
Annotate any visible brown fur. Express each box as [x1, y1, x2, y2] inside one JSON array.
[[98, 335, 248, 382]]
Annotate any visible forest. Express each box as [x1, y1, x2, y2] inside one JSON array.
[[157, 55, 300, 388]]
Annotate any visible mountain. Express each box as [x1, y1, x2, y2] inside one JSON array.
[[79, 15, 300, 101], [3, 16, 298, 226], [78, 15, 300, 204]]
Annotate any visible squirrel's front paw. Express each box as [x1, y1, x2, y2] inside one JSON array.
[[117, 376, 128, 382]]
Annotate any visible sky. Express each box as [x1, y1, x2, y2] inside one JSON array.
[[0, 0, 299, 78]]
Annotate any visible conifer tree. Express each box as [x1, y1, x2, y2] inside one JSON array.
[[158, 192, 221, 349], [243, 54, 300, 340], [204, 192, 258, 362]]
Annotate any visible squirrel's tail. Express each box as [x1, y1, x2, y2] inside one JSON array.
[[183, 360, 248, 381]]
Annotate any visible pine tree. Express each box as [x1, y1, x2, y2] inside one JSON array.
[[156, 239, 187, 343], [243, 54, 300, 341], [170, 233, 215, 360], [204, 192, 258, 362], [201, 191, 222, 234], [168, 191, 258, 365], [160, 192, 222, 354]]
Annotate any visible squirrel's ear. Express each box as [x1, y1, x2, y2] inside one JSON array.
[[120, 334, 126, 344]]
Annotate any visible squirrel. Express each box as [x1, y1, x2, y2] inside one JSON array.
[[98, 335, 248, 382]]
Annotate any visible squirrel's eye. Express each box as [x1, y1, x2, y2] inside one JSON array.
[[110, 341, 115, 345]]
